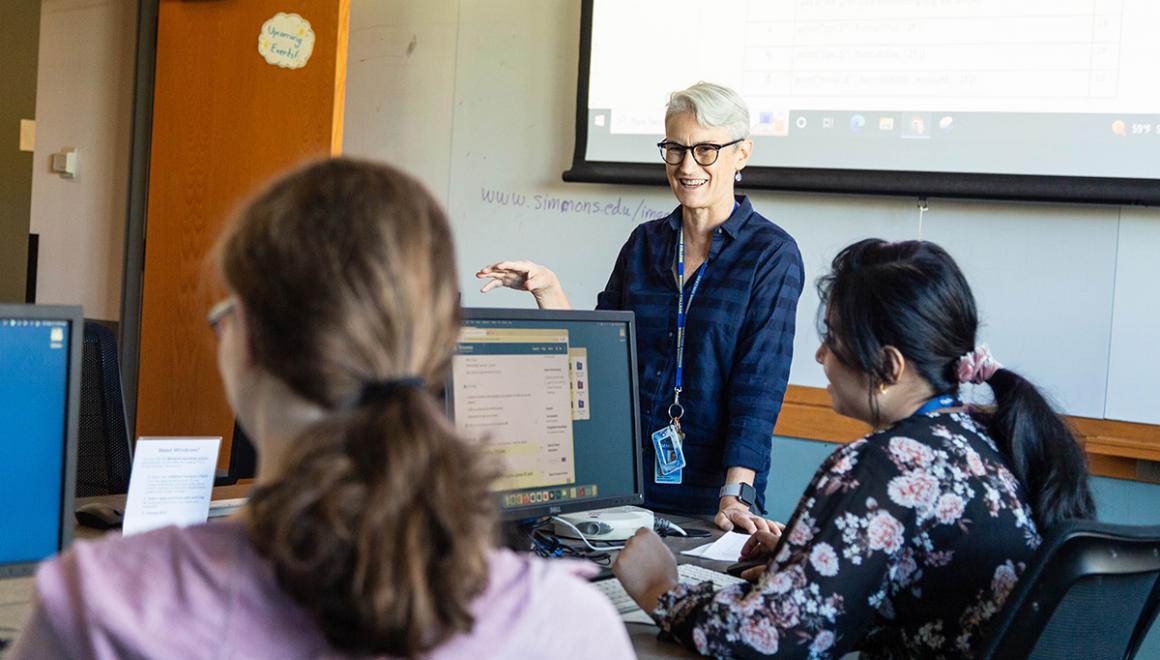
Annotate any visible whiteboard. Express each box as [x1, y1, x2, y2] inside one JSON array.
[[1105, 207, 1160, 424], [345, 0, 1158, 424]]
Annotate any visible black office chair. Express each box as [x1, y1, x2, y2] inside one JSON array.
[[979, 520, 1160, 659], [76, 321, 133, 496]]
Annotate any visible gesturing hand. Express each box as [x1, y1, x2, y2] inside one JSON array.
[[475, 260, 570, 309], [612, 528, 679, 614]]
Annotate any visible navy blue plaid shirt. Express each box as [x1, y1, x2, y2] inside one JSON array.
[[597, 196, 803, 515]]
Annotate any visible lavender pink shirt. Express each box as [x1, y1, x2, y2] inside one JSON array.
[[9, 521, 634, 659]]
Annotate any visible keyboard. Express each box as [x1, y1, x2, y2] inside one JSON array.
[[593, 563, 745, 618]]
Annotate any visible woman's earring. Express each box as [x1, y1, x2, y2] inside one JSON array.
[[877, 382, 888, 395], [734, 171, 743, 182]]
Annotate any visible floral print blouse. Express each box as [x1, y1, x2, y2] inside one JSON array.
[[653, 412, 1041, 658]]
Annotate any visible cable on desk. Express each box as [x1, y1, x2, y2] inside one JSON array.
[[531, 530, 612, 564], [523, 518, 613, 563], [654, 516, 687, 537], [549, 516, 626, 552]]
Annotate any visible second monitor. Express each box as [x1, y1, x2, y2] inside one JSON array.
[[0, 304, 82, 577], [448, 308, 643, 520]]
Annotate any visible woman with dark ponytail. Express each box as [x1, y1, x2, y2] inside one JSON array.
[[615, 238, 1094, 658], [11, 159, 633, 659]]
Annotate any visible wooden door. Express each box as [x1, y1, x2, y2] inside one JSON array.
[[0, 0, 40, 303], [136, 0, 349, 467]]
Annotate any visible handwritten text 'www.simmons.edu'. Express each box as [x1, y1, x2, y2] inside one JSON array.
[[479, 188, 670, 222]]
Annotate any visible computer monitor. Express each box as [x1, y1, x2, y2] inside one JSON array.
[[0, 304, 82, 577], [214, 420, 257, 486], [447, 308, 643, 520]]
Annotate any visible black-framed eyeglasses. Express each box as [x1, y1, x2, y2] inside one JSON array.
[[656, 138, 744, 166], [207, 298, 236, 337]]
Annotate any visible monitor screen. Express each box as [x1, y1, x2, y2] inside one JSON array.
[[0, 305, 81, 577], [448, 308, 643, 520]]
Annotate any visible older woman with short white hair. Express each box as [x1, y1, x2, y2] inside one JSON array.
[[478, 82, 803, 532]]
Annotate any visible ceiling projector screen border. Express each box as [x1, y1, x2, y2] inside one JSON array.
[[563, 0, 1160, 206]]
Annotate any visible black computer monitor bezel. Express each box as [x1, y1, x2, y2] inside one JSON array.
[[451, 307, 644, 521], [0, 304, 82, 578]]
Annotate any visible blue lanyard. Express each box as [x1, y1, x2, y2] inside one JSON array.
[[671, 201, 738, 424], [672, 227, 706, 422], [911, 394, 961, 418]]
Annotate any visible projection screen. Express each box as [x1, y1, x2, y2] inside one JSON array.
[[563, 0, 1160, 205]]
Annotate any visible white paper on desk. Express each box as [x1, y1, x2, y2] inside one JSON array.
[[122, 436, 221, 537], [680, 531, 750, 562]]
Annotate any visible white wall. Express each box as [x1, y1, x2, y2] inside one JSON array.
[[28, 0, 136, 321], [344, 0, 1159, 423], [343, 0, 460, 198]]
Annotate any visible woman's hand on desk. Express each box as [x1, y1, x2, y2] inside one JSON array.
[[736, 529, 784, 581], [714, 498, 783, 534], [612, 528, 678, 614], [475, 260, 571, 309]]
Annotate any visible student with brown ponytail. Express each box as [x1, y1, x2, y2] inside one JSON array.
[[614, 239, 1096, 658], [10, 159, 633, 659]]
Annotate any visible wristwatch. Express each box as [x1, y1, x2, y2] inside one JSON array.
[[719, 482, 756, 508]]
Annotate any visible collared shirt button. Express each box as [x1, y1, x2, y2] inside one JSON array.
[[655, 370, 662, 377]]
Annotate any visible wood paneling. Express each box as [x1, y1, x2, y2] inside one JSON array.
[[774, 386, 871, 442], [137, 0, 349, 467], [776, 385, 1160, 483]]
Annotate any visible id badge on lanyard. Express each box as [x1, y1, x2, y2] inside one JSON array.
[[653, 227, 706, 485]]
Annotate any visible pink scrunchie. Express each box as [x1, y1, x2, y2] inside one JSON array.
[[957, 344, 1002, 384]]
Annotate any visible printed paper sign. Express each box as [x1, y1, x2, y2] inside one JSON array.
[[122, 436, 221, 536], [19, 119, 35, 152], [258, 12, 315, 69]]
